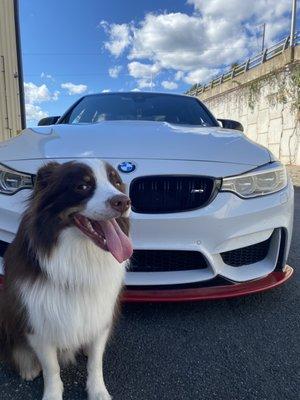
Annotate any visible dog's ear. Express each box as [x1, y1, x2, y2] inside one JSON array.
[[34, 162, 60, 192]]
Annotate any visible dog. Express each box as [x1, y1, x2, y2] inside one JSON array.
[[0, 159, 133, 400]]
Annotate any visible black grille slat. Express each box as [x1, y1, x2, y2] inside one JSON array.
[[129, 250, 208, 272], [221, 237, 272, 267], [130, 176, 216, 213]]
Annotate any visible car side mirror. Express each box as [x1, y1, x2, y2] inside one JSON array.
[[38, 116, 60, 126], [218, 119, 244, 132]]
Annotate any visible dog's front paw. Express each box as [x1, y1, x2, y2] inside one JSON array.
[[88, 390, 112, 400], [20, 364, 41, 381], [42, 390, 63, 400], [42, 396, 63, 400]]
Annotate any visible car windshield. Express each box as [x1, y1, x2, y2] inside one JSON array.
[[62, 93, 217, 126]]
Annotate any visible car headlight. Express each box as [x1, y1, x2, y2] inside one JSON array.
[[221, 162, 287, 198], [0, 164, 34, 195]]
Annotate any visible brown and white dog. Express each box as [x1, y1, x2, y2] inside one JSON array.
[[0, 160, 133, 400]]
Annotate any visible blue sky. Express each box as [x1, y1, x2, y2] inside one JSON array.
[[19, 0, 298, 125]]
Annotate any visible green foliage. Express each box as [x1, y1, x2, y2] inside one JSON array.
[[230, 62, 239, 69], [247, 64, 300, 114], [290, 65, 300, 111], [187, 83, 203, 94], [248, 81, 262, 110]]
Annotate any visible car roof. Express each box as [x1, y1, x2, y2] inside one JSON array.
[[81, 91, 194, 99]]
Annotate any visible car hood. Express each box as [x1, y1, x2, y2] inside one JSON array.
[[0, 121, 270, 166]]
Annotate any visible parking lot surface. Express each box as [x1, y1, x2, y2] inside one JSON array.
[[0, 186, 299, 400]]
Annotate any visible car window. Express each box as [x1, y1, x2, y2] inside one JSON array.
[[62, 93, 217, 126]]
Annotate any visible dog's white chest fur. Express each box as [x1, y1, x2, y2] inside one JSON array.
[[20, 227, 125, 350]]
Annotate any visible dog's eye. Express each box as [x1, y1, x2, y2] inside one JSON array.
[[110, 172, 122, 188], [76, 184, 90, 191]]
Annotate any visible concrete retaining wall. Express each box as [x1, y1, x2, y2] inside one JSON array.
[[196, 47, 300, 165]]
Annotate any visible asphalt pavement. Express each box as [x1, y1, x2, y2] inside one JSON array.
[[0, 188, 299, 400]]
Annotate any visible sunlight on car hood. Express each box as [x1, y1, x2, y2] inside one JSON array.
[[0, 120, 270, 166]]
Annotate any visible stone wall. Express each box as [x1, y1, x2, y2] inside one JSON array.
[[196, 47, 300, 165]]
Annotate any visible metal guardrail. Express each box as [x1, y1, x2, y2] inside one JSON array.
[[187, 32, 300, 96]]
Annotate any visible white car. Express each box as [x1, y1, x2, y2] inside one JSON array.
[[0, 92, 294, 301]]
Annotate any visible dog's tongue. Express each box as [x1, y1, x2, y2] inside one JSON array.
[[97, 219, 133, 263]]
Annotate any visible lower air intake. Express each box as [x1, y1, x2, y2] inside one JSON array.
[[129, 250, 208, 272], [221, 236, 272, 267]]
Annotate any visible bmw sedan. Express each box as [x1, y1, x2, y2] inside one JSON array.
[[0, 92, 294, 301]]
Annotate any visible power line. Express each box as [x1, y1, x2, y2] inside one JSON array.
[[22, 45, 257, 56], [25, 72, 132, 76]]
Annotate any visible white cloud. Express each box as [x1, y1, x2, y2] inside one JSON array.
[[183, 68, 219, 85], [188, 0, 290, 44], [136, 78, 155, 89], [189, 0, 290, 22], [128, 61, 160, 88], [102, 89, 111, 93], [24, 82, 59, 104], [127, 61, 161, 78], [128, 13, 209, 71], [40, 72, 55, 82], [61, 82, 88, 95], [129, 12, 257, 73], [108, 65, 122, 78], [174, 71, 184, 81], [189, 0, 253, 20], [161, 80, 178, 90], [100, 21, 131, 57], [25, 104, 49, 125], [101, 1, 290, 87], [131, 88, 141, 92], [110, 11, 251, 85], [24, 82, 59, 124]]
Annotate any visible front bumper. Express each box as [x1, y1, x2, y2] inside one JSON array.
[[122, 266, 294, 302], [126, 181, 294, 287], [0, 266, 293, 302], [0, 158, 295, 298]]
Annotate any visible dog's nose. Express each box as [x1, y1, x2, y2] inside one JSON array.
[[109, 195, 131, 214]]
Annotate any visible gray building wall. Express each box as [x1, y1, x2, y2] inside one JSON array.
[[0, 0, 24, 140]]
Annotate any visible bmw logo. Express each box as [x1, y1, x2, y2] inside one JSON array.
[[118, 161, 136, 173]]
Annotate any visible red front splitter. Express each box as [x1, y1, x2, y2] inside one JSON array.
[[0, 266, 293, 302], [121, 265, 294, 303]]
